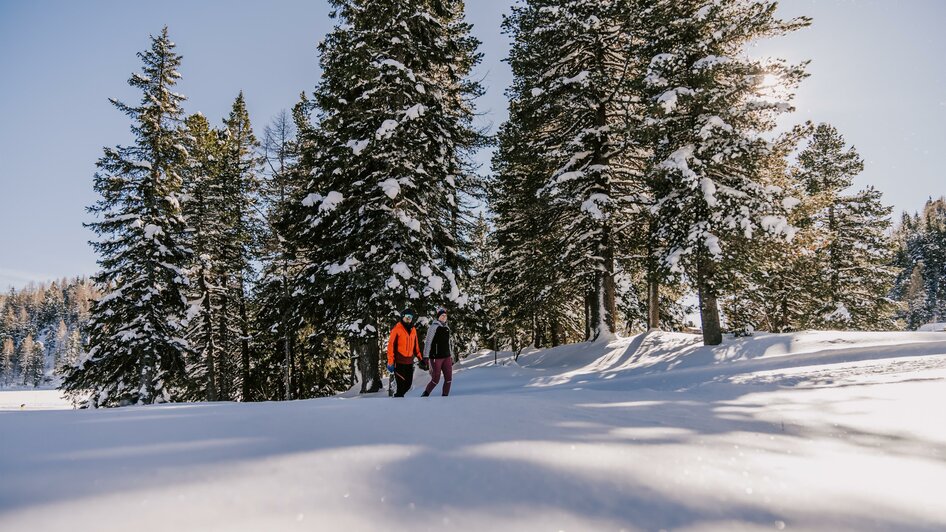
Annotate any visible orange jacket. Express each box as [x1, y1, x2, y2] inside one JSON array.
[[387, 321, 422, 365]]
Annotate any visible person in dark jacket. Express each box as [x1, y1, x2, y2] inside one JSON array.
[[387, 308, 425, 397], [422, 307, 454, 397]]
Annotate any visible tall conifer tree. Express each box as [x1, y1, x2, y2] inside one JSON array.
[[286, 0, 484, 392], [644, 1, 809, 345], [61, 28, 192, 407]]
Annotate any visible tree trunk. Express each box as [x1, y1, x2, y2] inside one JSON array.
[[237, 277, 251, 402], [281, 304, 292, 401], [828, 203, 839, 305], [589, 277, 600, 339], [698, 258, 723, 346], [589, 59, 616, 340], [356, 339, 367, 394], [551, 318, 562, 347], [647, 276, 660, 330], [199, 270, 217, 402], [647, 230, 661, 330], [584, 286, 593, 341], [217, 281, 230, 400], [590, 266, 617, 340], [531, 311, 538, 348], [600, 232, 617, 336], [364, 331, 382, 393]]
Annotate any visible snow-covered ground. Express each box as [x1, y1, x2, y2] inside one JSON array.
[[2, 330, 945, 531], [0, 388, 70, 410]]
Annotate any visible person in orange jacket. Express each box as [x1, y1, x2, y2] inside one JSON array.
[[386, 308, 426, 397]]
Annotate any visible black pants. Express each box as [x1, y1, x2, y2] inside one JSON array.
[[393, 363, 414, 397]]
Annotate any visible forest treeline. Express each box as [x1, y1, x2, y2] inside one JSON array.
[[18, 0, 938, 406]]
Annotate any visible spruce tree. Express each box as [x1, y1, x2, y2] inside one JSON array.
[[490, 113, 584, 348], [62, 329, 84, 376], [495, 0, 649, 340], [892, 198, 946, 327], [644, 1, 809, 345], [217, 92, 261, 400], [0, 337, 13, 386], [900, 263, 931, 329], [287, 0, 485, 392], [51, 319, 69, 372], [719, 126, 813, 334], [19, 334, 44, 387], [61, 28, 192, 407], [794, 124, 897, 329], [181, 112, 228, 401], [463, 212, 499, 351], [819, 187, 897, 329], [255, 106, 309, 400]]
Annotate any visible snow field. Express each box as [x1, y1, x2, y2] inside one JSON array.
[[1, 330, 945, 531]]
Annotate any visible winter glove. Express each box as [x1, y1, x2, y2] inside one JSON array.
[[386, 364, 396, 373], [418, 359, 429, 371]]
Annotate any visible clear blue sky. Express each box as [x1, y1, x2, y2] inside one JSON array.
[[1, 0, 944, 290]]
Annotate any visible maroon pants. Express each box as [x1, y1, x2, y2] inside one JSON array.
[[423, 357, 453, 396]]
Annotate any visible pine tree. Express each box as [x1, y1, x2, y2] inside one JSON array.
[[490, 108, 577, 348], [51, 319, 69, 372], [820, 187, 897, 329], [901, 262, 930, 329], [287, 0, 485, 393], [0, 337, 14, 386], [61, 27, 192, 407], [794, 125, 897, 329], [63, 329, 84, 374], [494, 0, 653, 340], [892, 198, 946, 327], [181, 112, 228, 401], [719, 126, 813, 334], [462, 212, 498, 350], [644, 1, 809, 345], [19, 334, 44, 387], [218, 92, 262, 401], [255, 108, 304, 400]]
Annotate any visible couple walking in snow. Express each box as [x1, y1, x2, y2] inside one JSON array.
[[386, 307, 454, 398]]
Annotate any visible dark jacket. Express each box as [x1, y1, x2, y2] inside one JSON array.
[[423, 320, 452, 359]]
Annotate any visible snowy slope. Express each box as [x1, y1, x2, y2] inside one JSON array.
[[1, 331, 945, 531]]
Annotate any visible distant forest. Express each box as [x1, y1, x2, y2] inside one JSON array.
[[0, 278, 98, 387]]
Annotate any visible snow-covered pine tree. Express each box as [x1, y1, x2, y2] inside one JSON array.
[[818, 186, 897, 329], [922, 200, 946, 321], [51, 319, 69, 373], [892, 198, 946, 328], [496, 0, 651, 340], [19, 334, 44, 387], [63, 329, 83, 372], [181, 112, 228, 401], [288, 0, 484, 393], [794, 124, 897, 329], [217, 92, 262, 400], [255, 108, 302, 400], [491, 2, 582, 346], [719, 125, 814, 334], [60, 27, 193, 407], [0, 337, 13, 386], [644, 1, 809, 345], [490, 100, 582, 349], [900, 261, 929, 330], [258, 96, 355, 400], [463, 212, 499, 350]]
